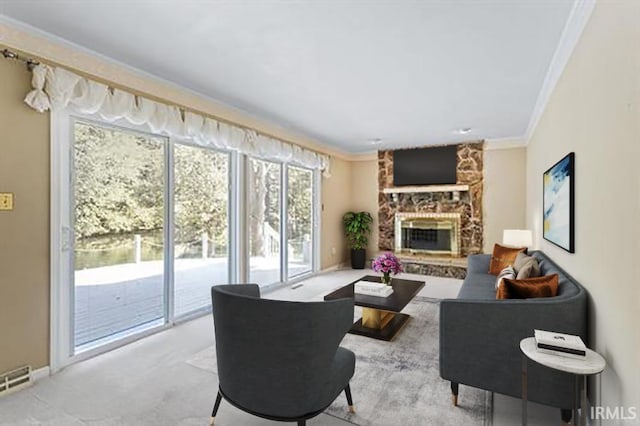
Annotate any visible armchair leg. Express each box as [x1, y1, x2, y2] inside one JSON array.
[[560, 408, 572, 425], [297, 421, 306, 426], [345, 384, 355, 413], [210, 391, 222, 425], [451, 382, 459, 407]]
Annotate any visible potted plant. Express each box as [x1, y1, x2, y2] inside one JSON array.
[[342, 211, 373, 269]]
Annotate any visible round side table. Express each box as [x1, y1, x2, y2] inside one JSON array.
[[520, 337, 605, 426]]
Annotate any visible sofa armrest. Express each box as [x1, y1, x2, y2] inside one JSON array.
[[439, 295, 587, 406]]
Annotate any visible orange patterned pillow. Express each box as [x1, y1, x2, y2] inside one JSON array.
[[496, 274, 559, 300], [488, 243, 527, 275]]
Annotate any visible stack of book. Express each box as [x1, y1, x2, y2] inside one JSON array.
[[534, 329, 587, 359], [354, 281, 394, 297]]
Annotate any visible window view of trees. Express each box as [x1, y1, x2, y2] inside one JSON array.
[[174, 144, 229, 259], [248, 158, 281, 285], [73, 122, 166, 348], [174, 144, 229, 316], [287, 166, 313, 276], [74, 122, 165, 269]]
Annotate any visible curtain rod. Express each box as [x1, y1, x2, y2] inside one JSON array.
[[1, 48, 40, 71]]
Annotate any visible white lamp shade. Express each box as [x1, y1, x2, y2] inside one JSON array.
[[502, 229, 532, 247]]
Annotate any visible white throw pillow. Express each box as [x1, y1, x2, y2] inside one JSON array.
[[495, 265, 516, 291]]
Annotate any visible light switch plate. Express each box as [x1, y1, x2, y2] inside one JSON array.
[[0, 193, 14, 210]]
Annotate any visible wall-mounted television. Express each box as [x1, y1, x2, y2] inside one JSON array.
[[393, 145, 458, 186]]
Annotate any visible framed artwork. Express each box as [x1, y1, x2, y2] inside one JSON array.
[[543, 152, 575, 253]]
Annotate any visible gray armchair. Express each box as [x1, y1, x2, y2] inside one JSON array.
[[210, 284, 356, 425]]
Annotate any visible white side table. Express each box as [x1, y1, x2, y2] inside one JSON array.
[[520, 337, 605, 426]]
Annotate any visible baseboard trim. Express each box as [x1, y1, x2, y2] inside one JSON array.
[[30, 366, 50, 382]]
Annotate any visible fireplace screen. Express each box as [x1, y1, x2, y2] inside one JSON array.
[[402, 227, 452, 251], [395, 213, 461, 256]]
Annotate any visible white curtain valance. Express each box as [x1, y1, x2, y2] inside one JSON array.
[[24, 64, 330, 176]]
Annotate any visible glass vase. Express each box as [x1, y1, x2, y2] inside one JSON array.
[[381, 272, 392, 286]]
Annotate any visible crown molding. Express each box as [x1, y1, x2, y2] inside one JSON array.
[[0, 14, 357, 161], [484, 137, 527, 151], [349, 152, 378, 161], [524, 0, 596, 143]]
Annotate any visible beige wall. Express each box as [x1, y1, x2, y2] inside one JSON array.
[[526, 0, 640, 409], [0, 59, 50, 373], [483, 147, 527, 252], [320, 157, 352, 269], [349, 160, 379, 256]]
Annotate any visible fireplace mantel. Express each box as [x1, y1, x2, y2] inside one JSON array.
[[381, 184, 469, 194]]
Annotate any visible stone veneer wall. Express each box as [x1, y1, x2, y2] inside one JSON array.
[[403, 263, 467, 279], [378, 141, 484, 256]]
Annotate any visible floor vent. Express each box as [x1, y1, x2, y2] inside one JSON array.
[[0, 365, 31, 396], [291, 283, 304, 289]]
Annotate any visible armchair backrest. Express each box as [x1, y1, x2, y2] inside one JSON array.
[[211, 284, 354, 415]]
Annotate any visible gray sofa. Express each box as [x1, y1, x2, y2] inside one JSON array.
[[439, 251, 588, 422]]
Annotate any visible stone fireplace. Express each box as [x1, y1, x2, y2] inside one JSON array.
[[378, 142, 484, 279], [395, 212, 461, 257]]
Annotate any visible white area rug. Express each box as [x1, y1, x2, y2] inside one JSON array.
[[187, 297, 491, 426]]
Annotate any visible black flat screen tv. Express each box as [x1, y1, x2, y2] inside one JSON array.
[[393, 145, 457, 186]]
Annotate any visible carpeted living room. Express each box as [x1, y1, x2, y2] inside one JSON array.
[[0, 1, 638, 426]]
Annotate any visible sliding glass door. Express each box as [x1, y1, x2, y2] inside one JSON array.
[[72, 121, 233, 353], [174, 143, 229, 317], [248, 158, 282, 286], [73, 122, 166, 351], [64, 116, 318, 361], [287, 165, 314, 278]]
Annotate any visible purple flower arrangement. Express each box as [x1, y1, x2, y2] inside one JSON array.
[[372, 252, 403, 284]]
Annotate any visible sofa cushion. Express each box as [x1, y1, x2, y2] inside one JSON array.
[[497, 274, 559, 299], [489, 243, 527, 275], [458, 272, 497, 299]]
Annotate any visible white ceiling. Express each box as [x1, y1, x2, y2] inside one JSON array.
[[0, 0, 574, 153]]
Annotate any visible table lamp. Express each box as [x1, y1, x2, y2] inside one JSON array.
[[502, 229, 532, 248]]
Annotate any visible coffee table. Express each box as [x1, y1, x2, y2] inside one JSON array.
[[324, 275, 425, 341]]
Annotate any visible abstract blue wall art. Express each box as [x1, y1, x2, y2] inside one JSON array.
[[543, 152, 575, 253]]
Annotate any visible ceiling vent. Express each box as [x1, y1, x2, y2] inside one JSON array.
[[0, 365, 31, 396]]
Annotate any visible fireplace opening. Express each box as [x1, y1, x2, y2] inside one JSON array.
[[402, 228, 452, 252], [394, 212, 461, 257]]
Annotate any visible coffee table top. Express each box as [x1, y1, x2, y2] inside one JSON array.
[[324, 275, 425, 312]]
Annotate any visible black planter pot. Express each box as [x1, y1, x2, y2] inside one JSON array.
[[350, 248, 367, 269]]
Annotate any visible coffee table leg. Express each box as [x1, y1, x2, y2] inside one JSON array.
[[362, 307, 395, 329], [521, 354, 527, 426]]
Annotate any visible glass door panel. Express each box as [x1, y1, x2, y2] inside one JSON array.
[[73, 122, 165, 352], [287, 166, 313, 278], [174, 144, 229, 316], [248, 158, 281, 286]]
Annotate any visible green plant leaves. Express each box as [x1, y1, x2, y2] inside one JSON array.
[[342, 211, 373, 250]]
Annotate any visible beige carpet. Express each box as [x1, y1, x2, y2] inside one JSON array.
[[187, 297, 491, 426]]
